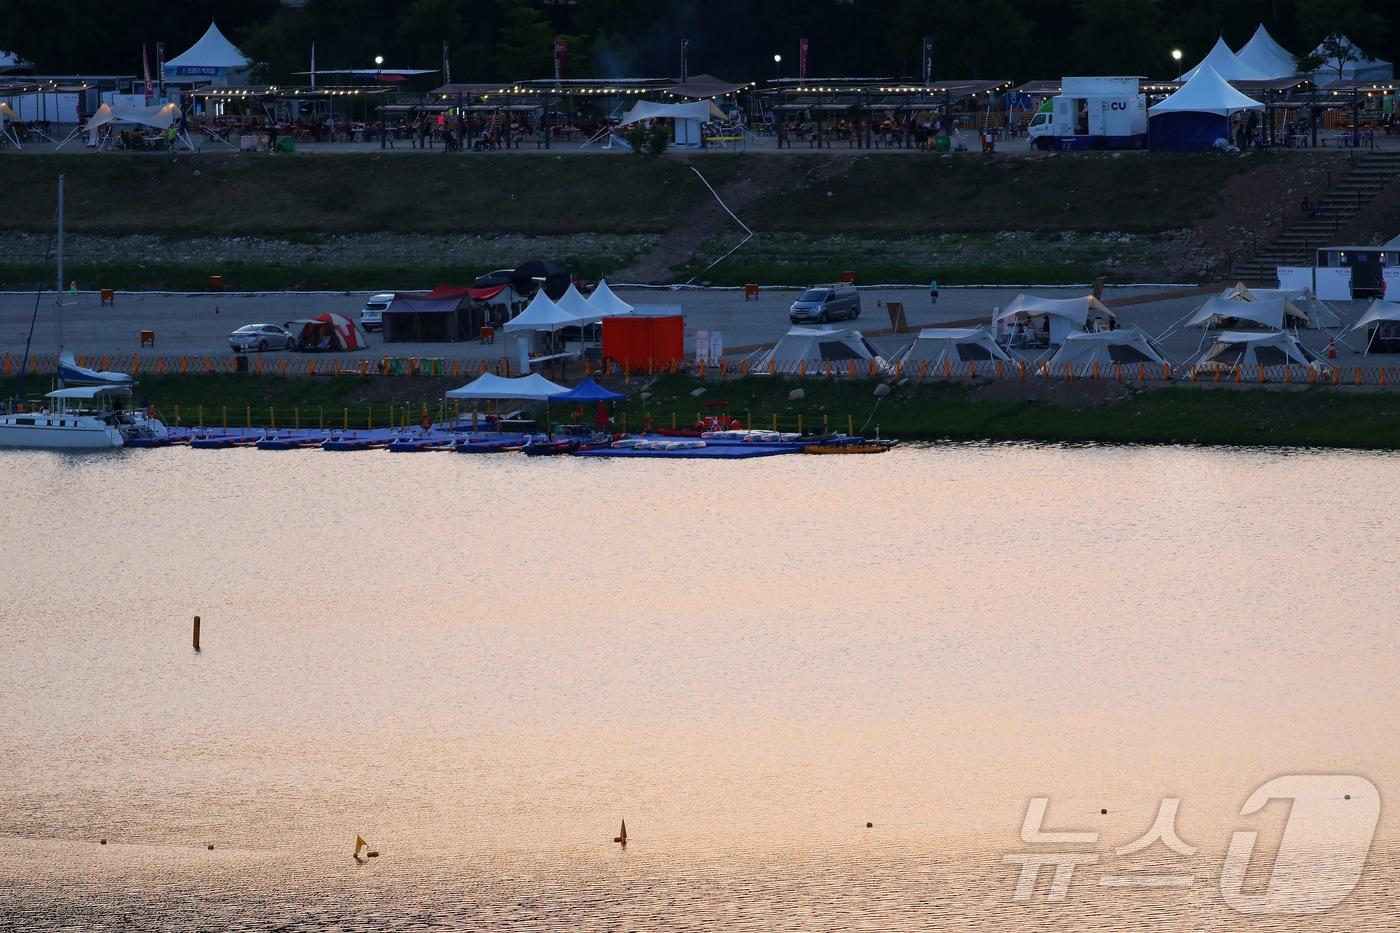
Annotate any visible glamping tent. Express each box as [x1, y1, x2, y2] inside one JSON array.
[[445, 372, 569, 400], [1349, 300, 1400, 354], [1185, 294, 1305, 331], [1236, 25, 1297, 79], [1192, 331, 1326, 375], [993, 294, 1116, 347], [164, 22, 252, 86], [1149, 64, 1263, 150], [754, 325, 883, 373], [1221, 282, 1341, 328], [617, 99, 716, 148], [1306, 36, 1392, 85], [889, 328, 1011, 371], [587, 279, 633, 317], [1181, 37, 1271, 82], [285, 313, 368, 352], [1046, 331, 1168, 371], [382, 288, 481, 342]]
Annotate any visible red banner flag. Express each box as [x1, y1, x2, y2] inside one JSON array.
[[142, 43, 153, 102], [799, 38, 809, 80], [553, 38, 567, 82]]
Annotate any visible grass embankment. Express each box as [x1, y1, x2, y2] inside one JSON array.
[[0, 151, 1273, 288], [9, 371, 1400, 449]]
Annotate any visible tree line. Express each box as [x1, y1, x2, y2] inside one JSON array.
[[0, 0, 1391, 86]]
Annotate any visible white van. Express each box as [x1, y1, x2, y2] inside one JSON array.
[[359, 293, 394, 332]]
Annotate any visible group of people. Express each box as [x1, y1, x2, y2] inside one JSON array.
[[775, 112, 978, 151]]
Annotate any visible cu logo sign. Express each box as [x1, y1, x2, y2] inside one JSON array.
[[1110, 101, 1127, 110]]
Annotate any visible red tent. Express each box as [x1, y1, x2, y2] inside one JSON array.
[[313, 312, 367, 351]]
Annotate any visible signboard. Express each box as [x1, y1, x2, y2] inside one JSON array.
[[707, 330, 723, 364], [695, 330, 710, 363], [553, 38, 567, 81], [1383, 267, 1400, 299], [1314, 267, 1353, 301], [1276, 266, 1313, 292], [172, 66, 219, 76], [922, 37, 933, 85]]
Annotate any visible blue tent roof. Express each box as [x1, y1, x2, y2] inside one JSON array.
[[550, 378, 624, 402]]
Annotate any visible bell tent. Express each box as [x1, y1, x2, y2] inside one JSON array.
[[1192, 331, 1325, 375], [993, 294, 1116, 345], [1046, 331, 1168, 371], [754, 325, 884, 373], [890, 328, 1011, 371]]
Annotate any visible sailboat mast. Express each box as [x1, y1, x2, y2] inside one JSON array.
[[55, 174, 64, 353]]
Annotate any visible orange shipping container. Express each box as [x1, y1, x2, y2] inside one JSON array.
[[601, 315, 684, 369]]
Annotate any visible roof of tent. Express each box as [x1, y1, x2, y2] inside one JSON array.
[[1181, 37, 1271, 82], [1308, 36, 1392, 85], [619, 99, 713, 126], [587, 279, 633, 316], [1237, 25, 1296, 79], [1186, 294, 1292, 329], [1222, 282, 1339, 327], [669, 74, 748, 98], [553, 283, 602, 323], [1150, 63, 1264, 115], [445, 373, 569, 400], [1047, 330, 1168, 367], [994, 294, 1114, 324], [550, 378, 624, 402], [386, 293, 465, 314], [502, 289, 585, 332], [165, 22, 251, 72], [1195, 329, 1321, 369], [1350, 300, 1400, 331], [84, 102, 180, 131], [893, 328, 1011, 365]]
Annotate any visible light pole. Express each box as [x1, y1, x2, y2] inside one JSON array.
[[1171, 49, 1183, 80], [375, 55, 386, 149], [773, 53, 782, 81]]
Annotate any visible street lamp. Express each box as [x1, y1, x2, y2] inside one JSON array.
[[1171, 49, 1183, 80], [375, 56, 386, 148], [774, 53, 782, 81]]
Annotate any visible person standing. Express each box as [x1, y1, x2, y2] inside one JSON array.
[[929, 278, 939, 305]]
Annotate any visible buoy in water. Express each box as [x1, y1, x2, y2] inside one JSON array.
[[207, 844, 214, 850], [100, 839, 107, 845], [367, 851, 379, 858], [613, 820, 628, 844], [866, 822, 873, 828], [1100, 809, 1108, 815]]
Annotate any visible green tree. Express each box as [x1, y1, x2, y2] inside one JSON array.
[[492, 0, 553, 78], [1070, 0, 1165, 77], [399, 0, 466, 70]]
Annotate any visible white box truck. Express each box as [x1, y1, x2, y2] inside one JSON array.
[[1029, 77, 1147, 151]]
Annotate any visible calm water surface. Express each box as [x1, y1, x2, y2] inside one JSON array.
[[1, 443, 1396, 930]]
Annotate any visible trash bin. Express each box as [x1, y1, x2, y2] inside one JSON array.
[[234, 354, 249, 373], [279, 135, 296, 153]]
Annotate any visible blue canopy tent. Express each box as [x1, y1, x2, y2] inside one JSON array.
[[549, 378, 623, 402]]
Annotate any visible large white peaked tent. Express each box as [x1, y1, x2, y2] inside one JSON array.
[[1349, 300, 1400, 354], [617, 99, 715, 147], [1181, 37, 1270, 82], [503, 289, 585, 333], [1149, 63, 1263, 150], [164, 22, 251, 85], [1192, 331, 1325, 375], [1046, 331, 1168, 370], [890, 328, 1010, 370], [587, 279, 633, 316], [1186, 294, 1301, 330], [994, 294, 1115, 345], [1307, 36, 1392, 85], [1237, 25, 1297, 79], [755, 325, 884, 372], [552, 283, 602, 324]]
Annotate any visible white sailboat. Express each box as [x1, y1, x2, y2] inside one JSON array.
[[0, 175, 167, 450]]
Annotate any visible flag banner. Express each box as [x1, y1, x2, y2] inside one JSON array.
[[553, 39, 567, 81], [923, 37, 934, 85], [799, 39, 809, 80]]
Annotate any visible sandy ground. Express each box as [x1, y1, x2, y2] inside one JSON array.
[[0, 284, 1389, 369]]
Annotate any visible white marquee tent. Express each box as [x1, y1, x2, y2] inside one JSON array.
[[54, 102, 191, 150], [502, 289, 586, 333], [1236, 25, 1297, 79], [617, 99, 718, 147], [889, 328, 1010, 371], [587, 279, 633, 316], [553, 282, 603, 324], [1307, 35, 1392, 85], [445, 372, 569, 400], [754, 325, 884, 372], [1181, 37, 1271, 82], [993, 294, 1116, 345], [164, 22, 251, 85], [1046, 331, 1168, 370], [1349, 299, 1400, 354], [1186, 294, 1299, 330], [1192, 331, 1325, 375], [1149, 64, 1263, 150]]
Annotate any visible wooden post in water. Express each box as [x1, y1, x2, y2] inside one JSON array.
[[772, 414, 777, 431], [197, 405, 203, 428], [798, 414, 803, 435], [294, 407, 300, 430], [222, 406, 227, 430], [245, 405, 251, 429], [192, 615, 201, 652], [848, 414, 854, 435], [269, 406, 275, 429]]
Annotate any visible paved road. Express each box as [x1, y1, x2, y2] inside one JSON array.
[[0, 284, 1388, 370]]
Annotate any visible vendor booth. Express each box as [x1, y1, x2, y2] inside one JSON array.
[[163, 22, 252, 88], [382, 288, 482, 342]]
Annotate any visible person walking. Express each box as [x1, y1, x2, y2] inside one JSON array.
[[929, 277, 940, 305]]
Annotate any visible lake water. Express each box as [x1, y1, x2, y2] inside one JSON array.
[[1, 443, 1396, 930]]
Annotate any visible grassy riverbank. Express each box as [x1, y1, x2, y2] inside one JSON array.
[[8, 372, 1400, 449]]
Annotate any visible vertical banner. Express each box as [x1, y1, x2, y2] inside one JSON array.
[[799, 39, 809, 80], [923, 36, 934, 86], [553, 38, 567, 82], [156, 42, 165, 96], [142, 44, 153, 103], [442, 40, 451, 85], [681, 39, 689, 83], [695, 330, 710, 364]]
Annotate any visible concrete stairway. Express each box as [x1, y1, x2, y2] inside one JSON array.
[[1232, 150, 1400, 282]]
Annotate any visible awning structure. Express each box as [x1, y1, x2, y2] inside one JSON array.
[[84, 102, 179, 131], [619, 99, 714, 126], [1186, 294, 1292, 330], [445, 373, 569, 400]]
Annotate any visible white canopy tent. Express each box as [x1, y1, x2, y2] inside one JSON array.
[[587, 279, 633, 316], [55, 102, 193, 150], [502, 289, 586, 333], [1222, 282, 1341, 328], [445, 372, 569, 400], [753, 325, 884, 372], [0, 101, 19, 148], [993, 294, 1116, 346], [889, 328, 1011, 371], [1046, 331, 1168, 371], [616, 99, 717, 148], [1181, 37, 1271, 82], [1349, 300, 1400, 354], [553, 283, 602, 324], [1307, 36, 1392, 85], [164, 22, 252, 85], [1236, 25, 1297, 79], [1150, 64, 1265, 116], [1192, 330, 1326, 375], [1186, 294, 1296, 330]]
